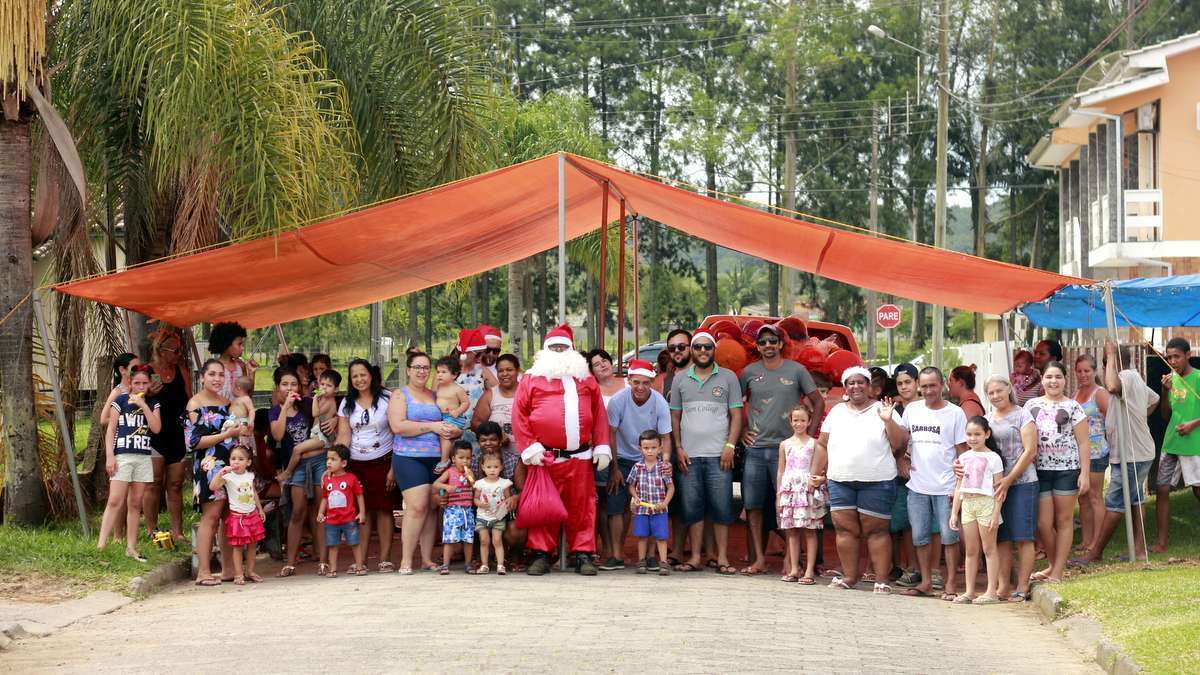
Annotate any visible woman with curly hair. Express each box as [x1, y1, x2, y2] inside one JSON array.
[[209, 321, 257, 400]]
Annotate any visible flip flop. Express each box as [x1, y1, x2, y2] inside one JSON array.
[[246, 573, 264, 583], [717, 565, 737, 576], [1029, 570, 1052, 582], [673, 562, 702, 572], [798, 576, 816, 585], [194, 577, 221, 587], [941, 592, 957, 602], [900, 587, 929, 597], [829, 577, 853, 590], [1008, 591, 1028, 603], [780, 575, 799, 583], [873, 583, 892, 595], [952, 594, 973, 604], [1067, 557, 1093, 568], [276, 565, 297, 578], [739, 566, 766, 576], [973, 594, 1001, 605], [666, 556, 682, 567]]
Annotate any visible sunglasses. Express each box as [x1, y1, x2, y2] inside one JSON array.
[[756, 337, 780, 346], [667, 344, 690, 352], [692, 343, 715, 351], [484, 347, 501, 354]]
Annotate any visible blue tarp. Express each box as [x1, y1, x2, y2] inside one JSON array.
[[1019, 275, 1200, 329]]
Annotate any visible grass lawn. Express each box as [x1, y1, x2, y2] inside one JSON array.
[[1056, 490, 1200, 674]]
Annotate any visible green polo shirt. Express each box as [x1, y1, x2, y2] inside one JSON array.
[[669, 363, 743, 458], [1164, 369, 1200, 457]]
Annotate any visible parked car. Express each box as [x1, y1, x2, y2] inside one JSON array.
[[621, 341, 667, 367]]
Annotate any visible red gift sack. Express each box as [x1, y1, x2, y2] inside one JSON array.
[[514, 463, 568, 530]]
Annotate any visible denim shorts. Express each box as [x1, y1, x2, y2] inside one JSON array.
[[1037, 468, 1080, 497], [324, 521, 360, 547], [1089, 453, 1111, 473], [677, 456, 735, 526], [828, 479, 896, 521], [889, 479, 911, 534], [742, 446, 779, 511], [997, 481, 1039, 543], [1105, 460, 1152, 512], [632, 512, 669, 540], [602, 458, 638, 516], [907, 491, 959, 546], [288, 453, 327, 499]]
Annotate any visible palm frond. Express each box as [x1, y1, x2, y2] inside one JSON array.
[[0, 0, 46, 101]]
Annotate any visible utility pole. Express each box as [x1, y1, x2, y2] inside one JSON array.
[[1124, 0, 1137, 50], [780, 0, 800, 316], [369, 301, 383, 366], [866, 105, 879, 361], [932, 0, 950, 370]]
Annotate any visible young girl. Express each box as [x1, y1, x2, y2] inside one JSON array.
[[209, 445, 265, 585], [432, 441, 475, 574], [97, 366, 162, 561], [949, 417, 1006, 604], [473, 453, 514, 575], [776, 406, 827, 584], [434, 356, 471, 464]]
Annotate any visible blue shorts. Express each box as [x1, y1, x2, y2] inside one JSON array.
[[828, 479, 896, 521], [441, 504, 475, 544], [742, 446, 779, 511], [392, 454, 440, 493], [324, 521, 360, 548], [1105, 460, 1152, 512], [997, 481, 1039, 543], [890, 479, 911, 534], [1089, 454, 1110, 473], [1037, 468, 1080, 497], [443, 414, 469, 430], [907, 490, 959, 546], [601, 458, 638, 516], [288, 453, 327, 500], [677, 456, 735, 526], [632, 512, 669, 540]]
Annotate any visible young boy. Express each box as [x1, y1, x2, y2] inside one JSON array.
[[626, 429, 674, 576], [316, 445, 366, 577], [224, 375, 258, 451], [277, 370, 341, 483], [471, 421, 519, 481], [434, 356, 471, 463]]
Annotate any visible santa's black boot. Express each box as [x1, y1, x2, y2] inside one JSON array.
[[526, 553, 551, 576], [574, 553, 598, 576]]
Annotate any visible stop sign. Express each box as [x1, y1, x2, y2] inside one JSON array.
[[876, 303, 902, 329]]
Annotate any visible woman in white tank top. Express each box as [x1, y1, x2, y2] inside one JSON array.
[[471, 354, 521, 435]]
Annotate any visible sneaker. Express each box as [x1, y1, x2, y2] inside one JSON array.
[[895, 570, 922, 588], [574, 553, 598, 576], [599, 557, 626, 571], [526, 554, 551, 576], [646, 557, 660, 571]]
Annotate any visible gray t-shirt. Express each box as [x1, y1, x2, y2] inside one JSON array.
[[670, 365, 743, 458], [739, 360, 817, 448], [1106, 369, 1160, 464], [986, 407, 1038, 485], [607, 388, 673, 462]]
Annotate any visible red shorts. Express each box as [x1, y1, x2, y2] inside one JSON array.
[[348, 453, 397, 512]]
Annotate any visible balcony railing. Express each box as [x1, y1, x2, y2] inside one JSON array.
[[1124, 189, 1162, 241]]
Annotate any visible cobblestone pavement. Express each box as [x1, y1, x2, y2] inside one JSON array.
[[1, 567, 1099, 673]]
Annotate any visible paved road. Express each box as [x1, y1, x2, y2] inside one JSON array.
[[2, 567, 1098, 674]]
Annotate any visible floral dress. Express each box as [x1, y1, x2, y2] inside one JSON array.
[[777, 437, 827, 529], [187, 404, 236, 508]]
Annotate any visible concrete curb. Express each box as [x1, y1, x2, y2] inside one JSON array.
[[1031, 585, 1143, 674], [127, 558, 192, 598]]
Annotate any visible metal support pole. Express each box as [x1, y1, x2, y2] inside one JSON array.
[[31, 295, 90, 536], [632, 216, 640, 351], [617, 201, 627, 362], [1001, 312, 1013, 374], [1103, 282, 1138, 562], [932, 0, 950, 370], [369, 301, 383, 366], [274, 324, 290, 357], [557, 152, 567, 324], [598, 182, 609, 353]]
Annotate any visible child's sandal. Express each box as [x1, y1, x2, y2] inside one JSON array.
[[354, 565, 368, 576], [496, 565, 507, 576], [328, 570, 338, 578], [476, 565, 490, 575], [438, 565, 450, 576], [317, 563, 329, 577], [233, 576, 246, 586]]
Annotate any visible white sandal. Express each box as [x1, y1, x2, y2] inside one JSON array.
[[829, 576, 853, 590], [873, 582, 892, 594]]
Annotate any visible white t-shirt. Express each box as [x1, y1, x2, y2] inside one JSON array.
[[474, 477, 513, 521], [1106, 369, 1160, 464], [902, 400, 967, 496], [338, 394, 393, 462], [820, 401, 900, 482], [957, 449, 1004, 497], [224, 470, 257, 515]]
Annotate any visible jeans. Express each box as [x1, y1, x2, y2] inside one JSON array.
[[741, 446, 778, 511], [907, 491, 959, 546], [677, 457, 735, 526], [1105, 460, 1153, 512]]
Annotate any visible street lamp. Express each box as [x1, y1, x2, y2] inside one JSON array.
[[868, 5, 949, 370]]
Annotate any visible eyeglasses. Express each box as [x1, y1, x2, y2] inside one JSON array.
[[756, 337, 780, 346], [667, 344, 689, 352], [484, 347, 501, 354], [410, 365, 431, 371], [692, 343, 715, 351]]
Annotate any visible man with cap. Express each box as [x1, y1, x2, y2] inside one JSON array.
[[670, 330, 743, 574], [738, 323, 825, 575], [598, 358, 673, 571], [477, 324, 503, 376], [455, 328, 497, 425], [511, 323, 614, 575]]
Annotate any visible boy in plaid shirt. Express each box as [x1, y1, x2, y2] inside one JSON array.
[[627, 430, 675, 576]]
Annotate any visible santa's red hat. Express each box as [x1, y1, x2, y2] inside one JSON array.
[[543, 323, 574, 349], [457, 328, 486, 354], [478, 324, 502, 345], [626, 359, 655, 378]]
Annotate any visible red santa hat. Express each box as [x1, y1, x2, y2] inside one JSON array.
[[626, 359, 655, 378], [543, 323, 574, 349], [457, 328, 486, 354], [478, 324, 502, 346]]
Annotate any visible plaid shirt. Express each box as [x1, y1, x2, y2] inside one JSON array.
[[626, 460, 672, 515]]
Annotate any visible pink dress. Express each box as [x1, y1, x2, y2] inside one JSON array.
[[777, 437, 827, 529]]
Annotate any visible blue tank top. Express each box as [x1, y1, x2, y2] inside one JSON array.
[[392, 387, 442, 458]]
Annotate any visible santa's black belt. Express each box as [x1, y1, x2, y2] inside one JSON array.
[[548, 444, 591, 459]]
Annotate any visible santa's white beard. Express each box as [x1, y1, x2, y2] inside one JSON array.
[[526, 348, 590, 380]]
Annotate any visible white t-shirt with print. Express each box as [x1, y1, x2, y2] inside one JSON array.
[[474, 477, 513, 521], [1024, 396, 1087, 471], [957, 449, 1004, 497], [902, 400, 967, 496], [820, 401, 900, 483]]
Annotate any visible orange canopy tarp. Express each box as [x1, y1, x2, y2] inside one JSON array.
[[55, 153, 1085, 328]]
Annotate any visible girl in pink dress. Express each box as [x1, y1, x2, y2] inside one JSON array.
[[776, 406, 828, 584]]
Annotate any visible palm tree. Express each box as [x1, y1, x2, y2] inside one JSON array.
[[719, 263, 767, 315]]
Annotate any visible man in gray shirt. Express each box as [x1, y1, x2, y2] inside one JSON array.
[[738, 323, 824, 574], [670, 331, 743, 574]]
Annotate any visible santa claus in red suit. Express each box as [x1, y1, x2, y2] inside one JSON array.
[[511, 323, 612, 575]]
